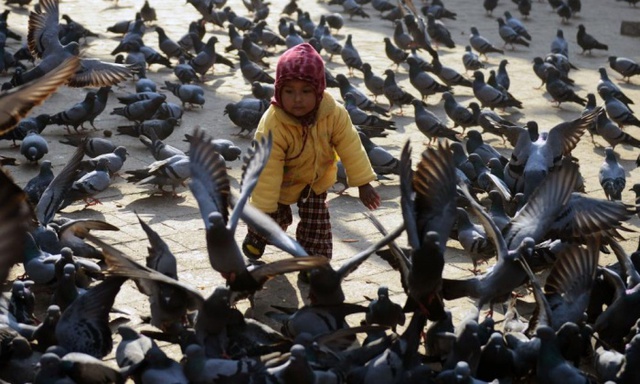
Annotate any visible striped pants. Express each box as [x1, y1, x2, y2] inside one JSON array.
[[246, 186, 332, 259]]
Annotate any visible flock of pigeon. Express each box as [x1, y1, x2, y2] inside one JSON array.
[[1, 0, 640, 382]]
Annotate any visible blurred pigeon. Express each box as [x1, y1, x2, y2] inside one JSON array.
[[59, 158, 111, 209], [189, 36, 221, 80], [0, 56, 79, 136], [403, 14, 433, 52], [284, 22, 304, 49], [599, 147, 626, 200], [426, 13, 455, 49], [140, 0, 157, 22], [462, 45, 484, 72], [162, 81, 205, 109], [393, 19, 416, 50], [55, 277, 127, 358], [117, 117, 179, 140], [597, 67, 633, 107], [407, 57, 451, 102], [601, 87, 640, 127], [470, 26, 504, 60], [365, 286, 405, 331], [497, 17, 530, 49], [224, 97, 270, 137], [140, 134, 185, 161], [48, 91, 96, 133], [241, 34, 271, 67], [551, 29, 569, 57], [577, 24, 608, 55], [320, 28, 342, 61], [341, 34, 363, 75], [546, 67, 586, 107], [173, 57, 198, 84], [342, 0, 370, 19], [238, 50, 274, 84], [484, 0, 498, 14], [251, 81, 274, 100], [412, 99, 460, 144], [358, 131, 400, 175], [0, 113, 50, 147], [532, 56, 574, 88], [536, 326, 590, 383], [504, 11, 531, 40], [20, 130, 48, 163], [608, 56, 640, 83], [24, 159, 54, 205]]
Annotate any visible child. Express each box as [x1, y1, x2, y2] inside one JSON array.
[[242, 43, 381, 265]]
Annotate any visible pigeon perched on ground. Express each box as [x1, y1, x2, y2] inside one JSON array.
[[597, 67, 633, 107], [407, 57, 451, 103], [497, 17, 530, 50], [427, 53, 473, 88], [59, 158, 111, 208], [48, 91, 96, 133], [20, 130, 48, 163], [111, 94, 167, 122], [383, 37, 408, 69], [336, 74, 389, 116], [593, 104, 640, 149], [140, 134, 185, 161], [117, 118, 179, 140], [551, 29, 569, 57], [224, 97, 270, 137], [383, 69, 423, 114], [442, 92, 479, 133], [238, 50, 274, 84], [24, 159, 54, 204], [426, 13, 455, 49], [601, 87, 640, 127], [340, 34, 363, 75], [546, 67, 586, 107], [162, 81, 205, 109], [608, 56, 640, 83], [473, 70, 522, 110], [412, 99, 460, 144], [577, 24, 608, 55], [599, 147, 626, 201], [344, 93, 396, 131], [462, 45, 484, 72], [125, 154, 190, 196], [470, 26, 504, 61]]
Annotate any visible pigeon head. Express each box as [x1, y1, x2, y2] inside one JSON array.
[[470, 26, 479, 35]]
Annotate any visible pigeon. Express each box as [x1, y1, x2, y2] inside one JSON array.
[[284, 22, 304, 49], [344, 93, 396, 131], [155, 26, 191, 60], [426, 13, 455, 49], [496, 59, 510, 90], [545, 67, 586, 107], [336, 74, 389, 116], [117, 118, 178, 140], [462, 45, 484, 72], [556, 2, 572, 23], [497, 17, 530, 49], [608, 56, 640, 83], [140, 0, 157, 22], [407, 57, 451, 102], [536, 326, 590, 383], [188, 128, 327, 302], [0, 113, 49, 148], [319, 28, 342, 61], [251, 81, 275, 100], [595, 109, 640, 149], [383, 69, 422, 114], [252, 20, 286, 48], [189, 36, 222, 80], [162, 81, 205, 109], [599, 147, 626, 200], [341, 0, 370, 19], [403, 14, 433, 52], [504, 11, 531, 40], [442, 92, 478, 133], [601, 87, 640, 127], [0, 56, 79, 136], [140, 134, 185, 161], [577, 24, 608, 54], [358, 131, 400, 175], [238, 50, 274, 84], [393, 19, 416, 50], [340, 34, 363, 75], [59, 158, 111, 209], [484, 0, 499, 15], [224, 97, 270, 137], [470, 26, 504, 60], [241, 34, 271, 67], [54, 276, 127, 358], [173, 57, 198, 84], [421, 1, 457, 20], [412, 99, 460, 144], [466, 130, 507, 165], [365, 286, 405, 332], [110, 93, 167, 122], [427, 53, 473, 88], [20, 130, 48, 163], [551, 29, 569, 57], [24, 159, 54, 205], [473, 70, 523, 110], [455, 207, 494, 271], [48, 91, 96, 133], [532, 56, 574, 88], [597, 67, 634, 107], [383, 37, 408, 69], [21, 0, 131, 88], [80, 146, 128, 176], [125, 154, 190, 196]]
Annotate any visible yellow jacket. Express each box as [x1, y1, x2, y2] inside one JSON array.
[[250, 92, 376, 213]]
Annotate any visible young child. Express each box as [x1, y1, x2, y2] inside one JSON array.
[[242, 43, 381, 265]]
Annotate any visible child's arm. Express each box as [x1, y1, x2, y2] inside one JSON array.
[[359, 183, 381, 210], [250, 117, 286, 213]]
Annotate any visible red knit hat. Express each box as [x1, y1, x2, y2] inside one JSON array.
[[272, 43, 326, 108]]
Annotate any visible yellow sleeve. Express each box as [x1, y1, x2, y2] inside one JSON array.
[[250, 109, 286, 213], [331, 106, 376, 187]]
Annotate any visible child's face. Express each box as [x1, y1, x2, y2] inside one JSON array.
[[280, 79, 317, 117]]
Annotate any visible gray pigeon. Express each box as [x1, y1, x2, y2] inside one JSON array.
[[427, 53, 473, 88], [188, 36, 220, 80], [24, 159, 54, 205], [597, 67, 634, 107], [251, 81, 275, 100], [599, 147, 626, 200], [0, 114, 50, 147], [577, 24, 608, 55], [595, 109, 640, 149], [20, 130, 48, 163], [601, 87, 640, 127], [162, 81, 205, 109], [80, 146, 128, 176], [426, 13, 455, 49], [608, 56, 640, 83], [497, 17, 530, 50], [117, 117, 178, 140], [462, 45, 484, 72], [412, 99, 460, 144], [110, 93, 167, 122], [383, 37, 408, 69], [174, 57, 198, 84], [551, 29, 569, 57], [238, 50, 274, 84], [365, 286, 405, 332], [155, 26, 190, 60], [140, 134, 185, 161], [59, 158, 111, 209], [340, 34, 363, 75], [336, 74, 389, 116], [383, 69, 422, 114], [48, 91, 96, 133], [470, 26, 504, 60], [442, 92, 478, 133], [504, 11, 531, 40], [125, 154, 190, 196], [344, 93, 396, 131], [393, 19, 415, 50], [224, 97, 270, 137], [473, 70, 522, 110], [407, 57, 451, 102], [320, 28, 342, 61], [536, 326, 590, 383], [545, 67, 586, 107], [55, 276, 127, 358]]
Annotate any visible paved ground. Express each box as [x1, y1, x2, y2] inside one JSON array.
[[2, 0, 640, 368]]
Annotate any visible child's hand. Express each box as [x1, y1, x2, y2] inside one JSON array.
[[359, 183, 381, 210]]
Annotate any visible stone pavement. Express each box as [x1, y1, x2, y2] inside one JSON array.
[[2, 0, 640, 366]]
